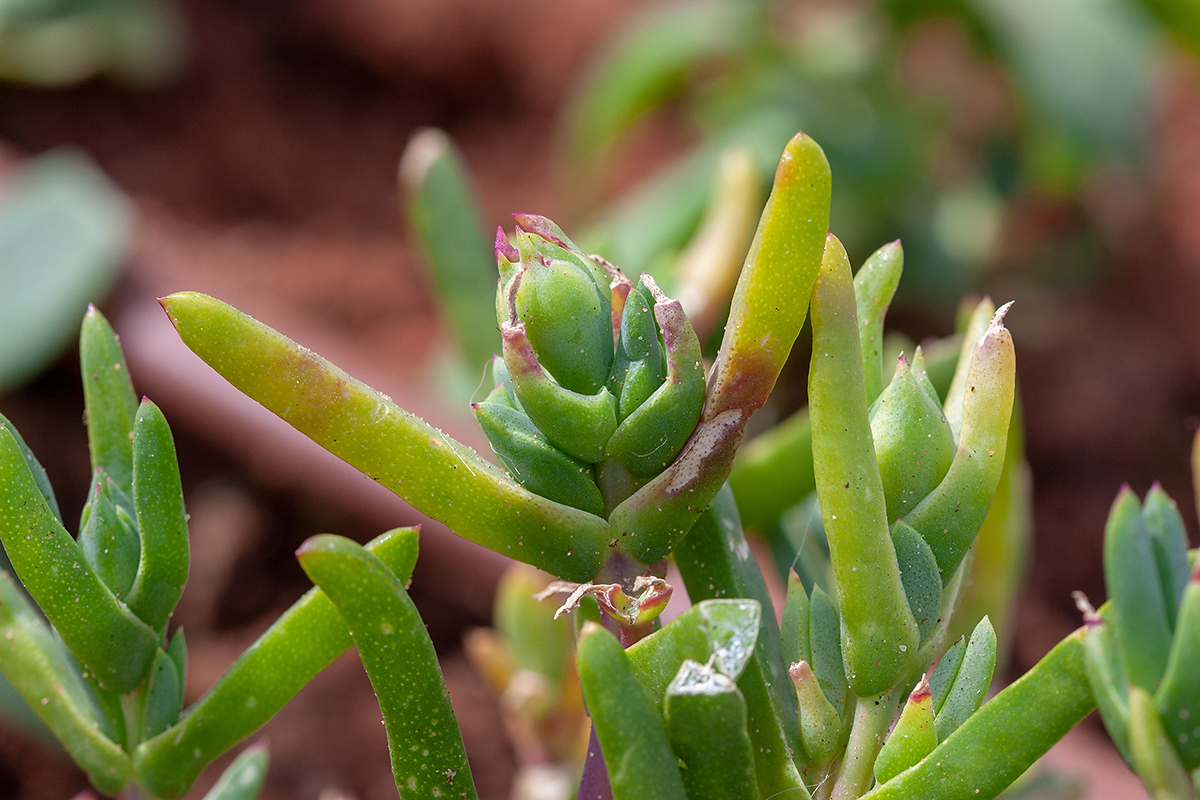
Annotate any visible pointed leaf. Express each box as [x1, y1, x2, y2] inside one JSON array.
[[161, 292, 611, 582], [934, 616, 997, 742], [609, 132, 831, 563], [0, 423, 158, 693], [79, 306, 138, 491], [854, 240, 904, 404], [1105, 487, 1173, 691], [133, 528, 418, 799]]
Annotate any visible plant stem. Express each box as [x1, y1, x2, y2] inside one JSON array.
[[576, 725, 614, 800], [830, 690, 902, 800], [812, 757, 842, 800]]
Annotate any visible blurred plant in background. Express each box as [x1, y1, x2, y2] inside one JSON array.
[[563, 0, 1176, 303], [464, 567, 589, 800], [0, 0, 183, 87], [0, 149, 132, 392]]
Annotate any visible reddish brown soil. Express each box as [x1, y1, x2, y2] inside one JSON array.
[[1, 1, 1200, 798]]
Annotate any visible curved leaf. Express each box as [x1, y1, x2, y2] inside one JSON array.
[[298, 534, 478, 800], [134, 528, 418, 799]]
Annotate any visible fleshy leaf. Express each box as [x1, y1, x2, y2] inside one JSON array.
[[161, 292, 611, 582], [297, 535, 478, 800]]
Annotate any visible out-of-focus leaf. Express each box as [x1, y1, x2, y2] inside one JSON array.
[[399, 129, 499, 374], [970, 0, 1160, 164], [0, 150, 131, 391], [199, 744, 269, 800], [0, 0, 184, 87], [568, 0, 758, 163], [1137, 0, 1200, 54]]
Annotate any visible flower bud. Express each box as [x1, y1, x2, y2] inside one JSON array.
[[499, 218, 613, 395]]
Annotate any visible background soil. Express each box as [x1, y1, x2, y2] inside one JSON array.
[[2, 0, 1200, 798]]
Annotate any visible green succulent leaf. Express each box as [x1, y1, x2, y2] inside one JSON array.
[[863, 627, 1094, 800], [0, 412, 60, 524], [874, 680, 937, 785], [472, 401, 604, 517], [890, 520, 943, 643], [0, 570, 130, 795], [808, 584, 849, 718], [1156, 561, 1200, 770], [576, 622, 688, 800], [138, 648, 182, 742], [664, 659, 759, 800], [854, 240, 904, 404], [80, 305, 139, 492], [872, 357, 957, 521], [126, 399, 189, 634], [943, 298, 995, 443], [604, 278, 705, 479], [933, 616, 997, 742], [0, 423, 159, 694], [781, 570, 811, 669], [609, 131, 831, 564], [77, 470, 140, 599], [134, 529, 418, 799], [399, 129, 500, 372], [1104, 487, 1173, 692], [809, 233, 918, 697], [1143, 483, 1192, 629], [1129, 684, 1195, 800], [298, 534, 478, 800], [904, 305, 1016, 582], [500, 315, 618, 464], [161, 292, 611, 582], [1083, 612, 1131, 764], [790, 659, 843, 769]]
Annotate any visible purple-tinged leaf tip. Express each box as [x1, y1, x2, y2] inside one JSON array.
[[511, 213, 571, 250], [494, 226, 519, 263]]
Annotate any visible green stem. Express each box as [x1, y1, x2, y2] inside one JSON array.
[[813, 758, 841, 800], [831, 691, 902, 800]]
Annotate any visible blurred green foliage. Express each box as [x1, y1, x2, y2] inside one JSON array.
[[0, 0, 183, 87], [566, 0, 1165, 303], [0, 149, 132, 392]]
